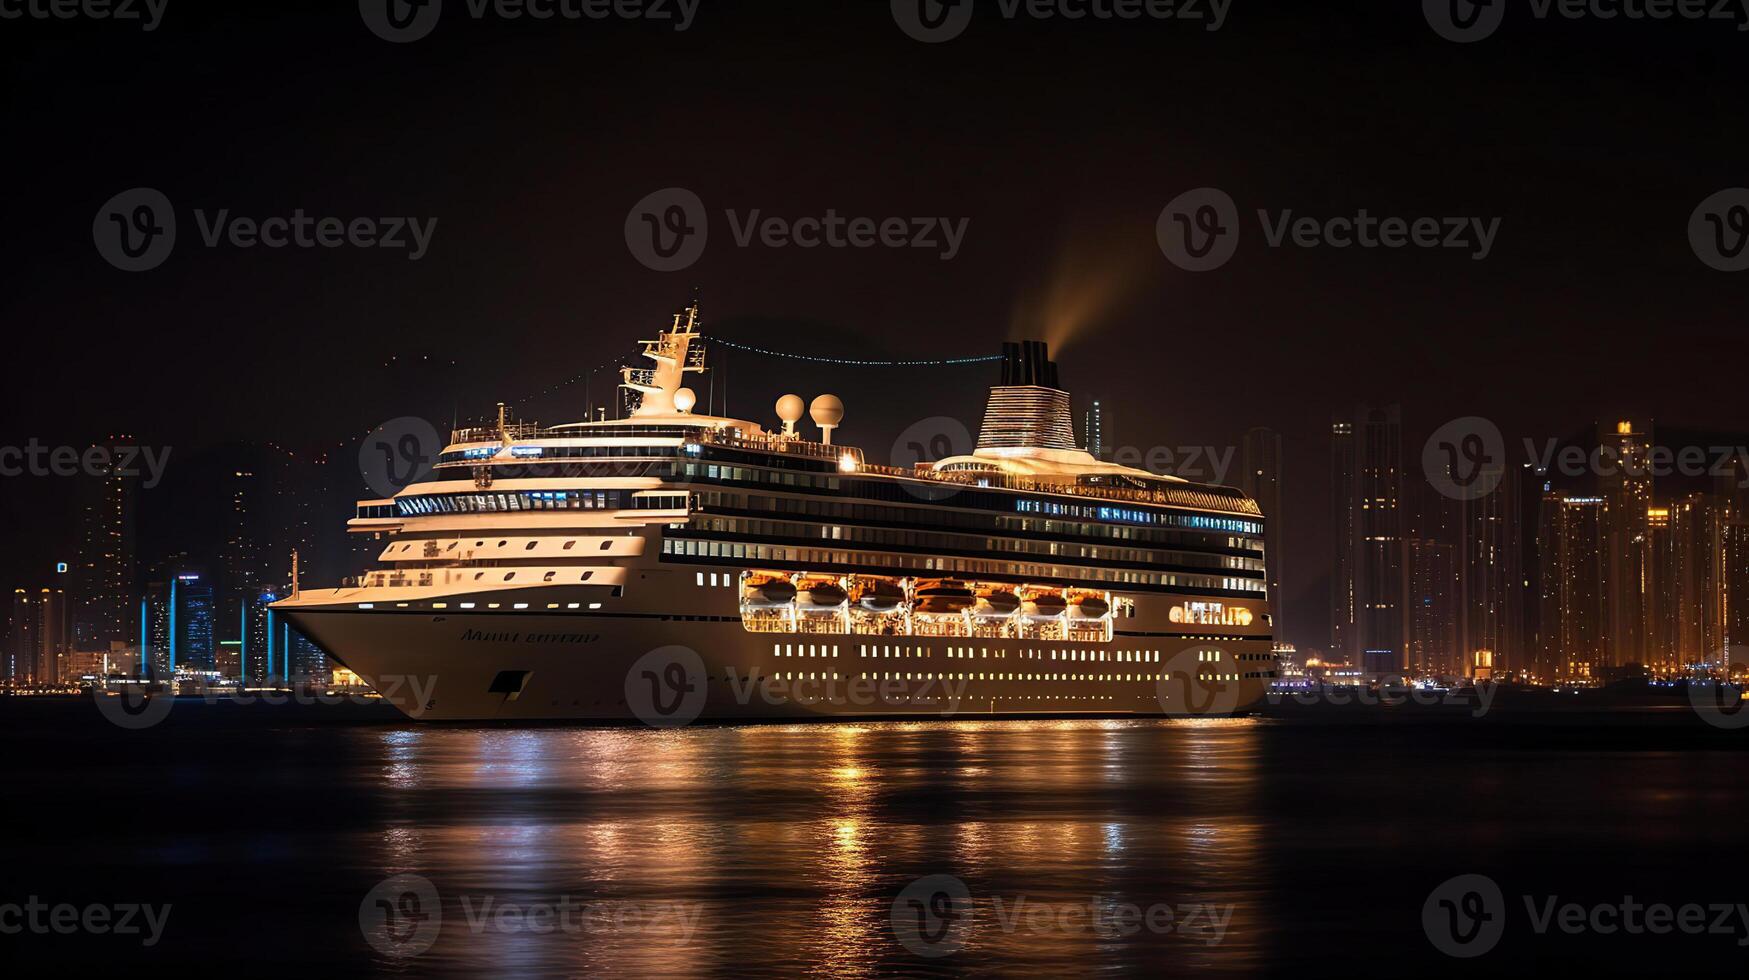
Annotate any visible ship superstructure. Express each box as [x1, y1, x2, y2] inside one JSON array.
[[274, 302, 1276, 721]]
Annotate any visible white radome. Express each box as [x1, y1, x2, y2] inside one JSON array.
[[674, 387, 697, 414], [809, 394, 844, 427]]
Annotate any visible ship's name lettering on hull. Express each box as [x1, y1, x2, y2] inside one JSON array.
[[461, 628, 601, 645]]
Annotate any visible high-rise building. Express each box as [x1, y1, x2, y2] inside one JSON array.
[[1402, 537, 1461, 678], [1332, 406, 1404, 674], [1646, 495, 1724, 672], [8, 587, 69, 687], [71, 437, 138, 652], [1241, 427, 1285, 643], [1537, 491, 1608, 683], [1599, 419, 1653, 668], [142, 569, 216, 675]]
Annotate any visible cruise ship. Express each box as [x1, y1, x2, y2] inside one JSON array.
[[273, 302, 1276, 722]]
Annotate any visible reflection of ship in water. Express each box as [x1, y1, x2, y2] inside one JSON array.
[[276, 301, 1276, 720]]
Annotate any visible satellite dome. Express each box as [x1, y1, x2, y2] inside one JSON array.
[[674, 387, 697, 414], [809, 394, 844, 427], [776, 394, 805, 423]]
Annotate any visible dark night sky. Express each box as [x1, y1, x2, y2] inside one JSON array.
[[2, 1, 1747, 646]]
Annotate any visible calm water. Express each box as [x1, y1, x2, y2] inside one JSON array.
[[4, 698, 1747, 977]]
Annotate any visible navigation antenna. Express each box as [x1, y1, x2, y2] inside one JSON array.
[[622, 298, 709, 417]]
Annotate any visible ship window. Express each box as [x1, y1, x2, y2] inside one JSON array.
[[581, 571, 594, 581], [525, 542, 538, 551], [543, 572, 557, 582], [600, 541, 613, 551], [503, 572, 516, 581], [564, 541, 576, 550], [497, 540, 508, 548]]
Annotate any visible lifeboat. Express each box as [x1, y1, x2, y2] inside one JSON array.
[[913, 579, 975, 616], [796, 576, 849, 610], [851, 577, 905, 613], [1068, 591, 1111, 620], [742, 574, 797, 609], [1020, 588, 1068, 620], [971, 584, 1020, 618]]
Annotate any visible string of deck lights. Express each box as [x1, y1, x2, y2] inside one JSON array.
[[702, 337, 1003, 367], [502, 338, 999, 413]]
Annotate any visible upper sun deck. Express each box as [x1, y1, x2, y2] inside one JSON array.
[[430, 420, 1261, 520], [414, 299, 1262, 523]]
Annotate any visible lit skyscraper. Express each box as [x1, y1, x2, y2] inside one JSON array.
[[1402, 537, 1460, 679], [1332, 406, 1404, 673], [1537, 490, 1607, 683], [8, 586, 69, 687], [1599, 419, 1653, 668], [71, 437, 138, 652]]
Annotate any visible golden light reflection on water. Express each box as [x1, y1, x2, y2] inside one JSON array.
[[362, 719, 1267, 978]]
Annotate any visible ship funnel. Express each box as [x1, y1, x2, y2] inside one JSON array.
[[976, 341, 1077, 452]]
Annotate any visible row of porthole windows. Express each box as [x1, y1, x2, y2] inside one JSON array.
[[391, 538, 617, 554], [766, 672, 1194, 683]]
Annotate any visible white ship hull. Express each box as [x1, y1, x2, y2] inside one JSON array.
[[282, 579, 1270, 723]]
